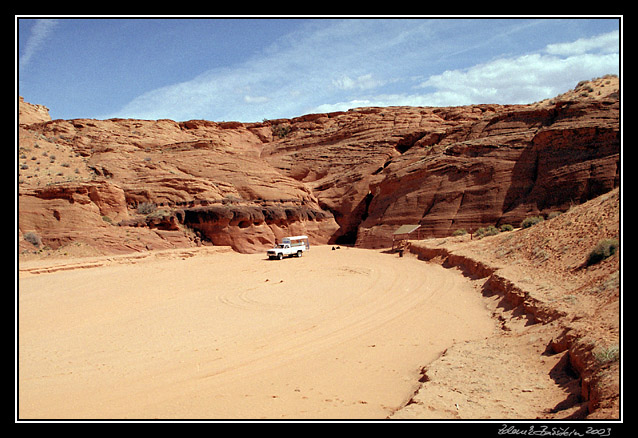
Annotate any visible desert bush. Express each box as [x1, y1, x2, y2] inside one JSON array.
[[452, 229, 467, 236], [24, 231, 42, 247], [146, 209, 171, 220], [586, 239, 619, 266], [547, 211, 562, 220], [272, 124, 291, 138], [475, 225, 499, 239], [136, 202, 157, 215], [521, 215, 544, 229], [594, 344, 619, 364], [499, 224, 514, 232]]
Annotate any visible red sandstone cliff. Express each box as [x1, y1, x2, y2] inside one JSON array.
[[263, 75, 619, 247], [19, 96, 51, 125], [18, 75, 619, 255]]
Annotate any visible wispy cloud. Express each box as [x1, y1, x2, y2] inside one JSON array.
[[19, 19, 59, 69], [104, 19, 435, 121], [313, 29, 620, 112], [332, 74, 386, 91], [546, 29, 619, 56], [416, 30, 620, 106], [106, 21, 620, 122]]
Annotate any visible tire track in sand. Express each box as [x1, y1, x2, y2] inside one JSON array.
[[18, 246, 496, 419]]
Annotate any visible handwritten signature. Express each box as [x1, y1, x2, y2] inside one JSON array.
[[498, 425, 613, 437]]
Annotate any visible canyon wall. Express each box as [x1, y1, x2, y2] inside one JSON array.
[[18, 76, 619, 254]]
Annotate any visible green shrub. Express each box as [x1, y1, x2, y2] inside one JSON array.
[[272, 124, 291, 138], [499, 224, 514, 232], [475, 225, 499, 239], [452, 229, 467, 236], [521, 215, 544, 229], [586, 239, 619, 266]]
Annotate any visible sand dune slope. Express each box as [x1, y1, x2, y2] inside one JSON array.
[[18, 246, 495, 420]]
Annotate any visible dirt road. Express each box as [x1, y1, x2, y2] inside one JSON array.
[[18, 246, 496, 419]]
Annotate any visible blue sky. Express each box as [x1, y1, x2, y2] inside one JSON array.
[[17, 16, 621, 123]]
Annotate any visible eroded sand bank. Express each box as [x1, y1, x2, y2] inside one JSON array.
[[18, 246, 496, 420]]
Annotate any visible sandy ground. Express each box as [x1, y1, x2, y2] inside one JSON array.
[[17, 245, 497, 420]]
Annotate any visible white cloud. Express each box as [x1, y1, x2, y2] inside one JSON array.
[[332, 74, 385, 91], [244, 95, 269, 104], [107, 23, 620, 122], [311, 99, 375, 113], [105, 19, 430, 121], [19, 19, 59, 69], [313, 30, 619, 113], [545, 30, 619, 56], [419, 54, 564, 105], [417, 40, 618, 106]]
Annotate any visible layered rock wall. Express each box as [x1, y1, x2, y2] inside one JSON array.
[[17, 76, 620, 254], [356, 98, 619, 247]]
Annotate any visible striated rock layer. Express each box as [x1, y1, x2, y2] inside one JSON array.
[[357, 97, 619, 247], [18, 75, 619, 254]]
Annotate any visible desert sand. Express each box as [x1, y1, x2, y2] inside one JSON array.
[[18, 245, 497, 420]]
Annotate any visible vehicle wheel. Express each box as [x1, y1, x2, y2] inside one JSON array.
[[277, 253, 283, 260], [297, 250, 302, 257]]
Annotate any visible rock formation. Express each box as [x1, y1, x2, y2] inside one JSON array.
[[356, 97, 619, 247], [18, 96, 51, 125], [18, 75, 619, 254]]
